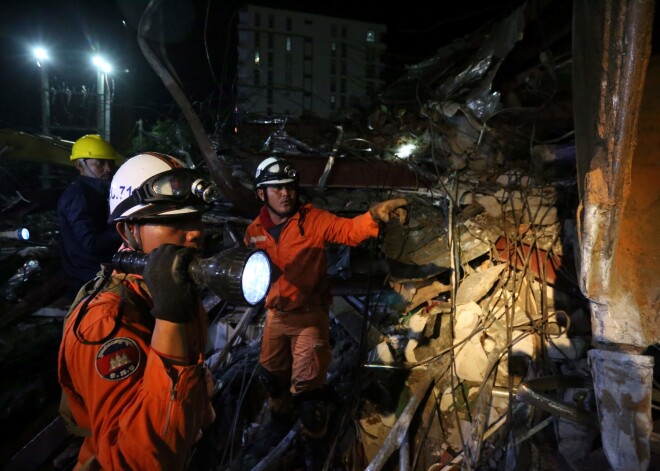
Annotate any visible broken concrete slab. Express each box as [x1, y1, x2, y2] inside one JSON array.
[[455, 263, 506, 305]]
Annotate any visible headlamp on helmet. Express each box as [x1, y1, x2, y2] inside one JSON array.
[[131, 169, 220, 206], [109, 153, 220, 223], [255, 157, 298, 188]]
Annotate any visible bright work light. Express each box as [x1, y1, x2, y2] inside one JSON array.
[[32, 47, 49, 62], [92, 55, 113, 74], [113, 247, 271, 306], [0, 228, 30, 241]]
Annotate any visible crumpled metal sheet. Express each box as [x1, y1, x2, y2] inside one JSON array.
[[381, 199, 491, 282], [379, 3, 526, 121]]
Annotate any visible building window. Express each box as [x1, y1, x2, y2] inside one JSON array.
[[268, 34, 274, 49], [340, 79, 346, 93], [330, 78, 336, 92], [330, 95, 336, 109], [341, 25, 347, 39], [286, 17, 292, 31], [268, 14, 274, 29], [254, 32, 260, 47], [254, 51, 260, 66], [341, 43, 347, 57], [267, 52, 274, 68], [331, 24, 337, 38], [255, 13, 261, 27], [331, 41, 336, 57], [286, 37, 292, 52], [253, 68, 260, 85], [330, 60, 336, 75], [341, 60, 347, 75], [267, 70, 273, 85], [366, 30, 376, 43]]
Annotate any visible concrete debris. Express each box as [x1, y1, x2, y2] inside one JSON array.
[[403, 312, 428, 363], [368, 341, 395, 365], [454, 334, 489, 383], [455, 263, 506, 305], [588, 349, 654, 470]]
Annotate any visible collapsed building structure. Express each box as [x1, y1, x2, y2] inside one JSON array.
[[0, 1, 658, 470]]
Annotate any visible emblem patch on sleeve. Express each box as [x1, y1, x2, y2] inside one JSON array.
[[96, 337, 141, 381]]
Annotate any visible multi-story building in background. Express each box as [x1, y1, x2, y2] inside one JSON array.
[[236, 4, 386, 119]]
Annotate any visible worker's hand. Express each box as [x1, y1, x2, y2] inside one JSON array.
[[369, 198, 409, 225], [143, 244, 199, 323]]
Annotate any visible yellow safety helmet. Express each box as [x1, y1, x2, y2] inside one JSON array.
[[70, 134, 117, 161]]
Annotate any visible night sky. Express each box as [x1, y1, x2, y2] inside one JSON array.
[[0, 0, 544, 140]]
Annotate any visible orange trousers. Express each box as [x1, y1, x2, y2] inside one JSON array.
[[259, 306, 332, 402]]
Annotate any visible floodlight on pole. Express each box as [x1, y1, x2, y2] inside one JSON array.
[[92, 54, 113, 141], [32, 46, 49, 67], [32, 45, 52, 188], [31, 46, 51, 134], [92, 55, 113, 74]]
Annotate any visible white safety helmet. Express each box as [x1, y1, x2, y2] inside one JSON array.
[[108, 152, 219, 223], [254, 156, 298, 188]]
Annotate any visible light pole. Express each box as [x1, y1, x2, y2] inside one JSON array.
[[32, 47, 50, 136], [33, 46, 51, 189], [92, 55, 112, 141]]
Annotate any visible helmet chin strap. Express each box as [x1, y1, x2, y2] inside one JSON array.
[[81, 159, 101, 179], [121, 223, 142, 251]]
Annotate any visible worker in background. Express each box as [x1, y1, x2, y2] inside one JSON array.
[[57, 134, 122, 299], [58, 152, 216, 470], [243, 156, 408, 463]]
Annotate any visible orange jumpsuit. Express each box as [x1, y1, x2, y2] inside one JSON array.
[[58, 274, 211, 470], [244, 204, 379, 395]]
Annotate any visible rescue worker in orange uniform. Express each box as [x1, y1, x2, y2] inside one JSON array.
[[58, 153, 217, 470], [243, 156, 408, 446]]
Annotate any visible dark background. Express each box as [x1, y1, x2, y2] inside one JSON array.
[[0, 0, 526, 141]]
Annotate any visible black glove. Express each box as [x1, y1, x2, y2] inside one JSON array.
[[143, 244, 199, 323]]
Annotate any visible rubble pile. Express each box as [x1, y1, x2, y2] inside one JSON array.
[[194, 153, 594, 470], [191, 5, 599, 469]]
